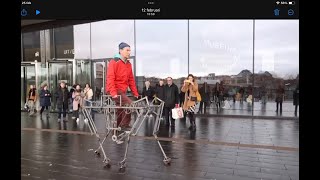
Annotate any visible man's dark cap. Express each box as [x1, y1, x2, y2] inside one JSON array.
[[119, 42, 130, 50]]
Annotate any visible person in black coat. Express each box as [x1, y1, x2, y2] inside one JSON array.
[[142, 80, 155, 102], [293, 83, 299, 116], [54, 81, 70, 122], [154, 79, 165, 104], [163, 77, 180, 128], [39, 85, 51, 117], [198, 82, 210, 114], [275, 84, 285, 114]]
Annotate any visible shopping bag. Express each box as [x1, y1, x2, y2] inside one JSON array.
[[172, 107, 184, 119], [24, 102, 29, 110], [221, 100, 231, 109], [247, 95, 253, 104]]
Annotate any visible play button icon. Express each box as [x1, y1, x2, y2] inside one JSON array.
[[36, 10, 40, 15]]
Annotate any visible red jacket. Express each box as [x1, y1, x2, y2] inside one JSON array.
[[106, 58, 139, 97]]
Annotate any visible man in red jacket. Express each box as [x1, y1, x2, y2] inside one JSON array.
[[106, 42, 139, 128]]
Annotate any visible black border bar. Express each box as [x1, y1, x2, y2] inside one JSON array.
[[21, 0, 299, 19]]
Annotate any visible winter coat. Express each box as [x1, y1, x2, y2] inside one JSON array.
[[39, 89, 51, 107], [155, 85, 165, 104], [106, 55, 139, 97], [83, 87, 93, 101], [199, 85, 210, 102], [28, 88, 37, 101], [54, 87, 70, 109], [142, 86, 155, 101], [181, 81, 199, 111], [163, 83, 180, 108], [72, 90, 83, 111], [275, 87, 285, 103]]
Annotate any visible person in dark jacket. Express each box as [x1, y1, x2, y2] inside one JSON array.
[[154, 79, 165, 103], [179, 91, 187, 121], [39, 84, 51, 117], [54, 81, 70, 122], [142, 80, 155, 102], [275, 84, 285, 114], [163, 77, 180, 128], [293, 83, 299, 116], [198, 82, 210, 114], [239, 86, 245, 104]]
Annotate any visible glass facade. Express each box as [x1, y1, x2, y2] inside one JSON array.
[[21, 20, 299, 117]]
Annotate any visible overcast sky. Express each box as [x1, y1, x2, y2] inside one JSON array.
[[73, 20, 299, 79]]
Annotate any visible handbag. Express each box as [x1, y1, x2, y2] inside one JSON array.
[[196, 91, 202, 102], [190, 96, 197, 101], [172, 107, 184, 119]]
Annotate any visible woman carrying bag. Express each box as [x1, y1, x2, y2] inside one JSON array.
[[181, 74, 198, 131]]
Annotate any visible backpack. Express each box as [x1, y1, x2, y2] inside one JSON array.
[[196, 90, 202, 102]]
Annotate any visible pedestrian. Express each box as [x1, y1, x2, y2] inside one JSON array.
[[83, 83, 93, 106], [54, 81, 70, 122], [105, 42, 139, 129], [163, 77, 180, 128], [198, 82, 210, 114], [27, 85, 37, 115], [142, 80, 155, 105], [275, 83, 285, 114], [39, 84, 51, 118], [181, 74, 198, 131], [154, 79, 165, 103], [72, 84, 82, 122], [293, 83, 299, 116]]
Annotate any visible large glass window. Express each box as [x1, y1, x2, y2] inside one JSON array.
[[22, 31, 41, 62], [254, 20, 299, 117], [74, 23, 91, 59], [54, 26, 74, 59], [91, 20, 135, 59], [135, 20, 188, 93], [189, 20, 254, 115]]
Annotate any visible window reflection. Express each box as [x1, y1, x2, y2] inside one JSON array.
[[135, 20, 188, 92], [189, 20, 254, 114]]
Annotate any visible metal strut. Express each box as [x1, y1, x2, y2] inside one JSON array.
[[81, 95, 171, 169]]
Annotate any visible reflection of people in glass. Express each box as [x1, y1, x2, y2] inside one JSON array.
[[260, 85, 267, 104], [214, 82, 223, 111], [293, 83, 299, 116], [27, 85, 37, 115], [106, 42, 139, 128], [181, 74, 198, 131], [72, 84, 82, 122], [54, 81, 70, 122], [239, 86, 245, 104], [247, 85, 253, 104], [198, 82, 210, 114], [163, 77, 180, 128], [39, 84, 51, 118], [275, 83, 285, 114]]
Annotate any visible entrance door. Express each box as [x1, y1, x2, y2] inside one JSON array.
[[21, 63, 36, 110], [47, 59, 74, 111], [75, 59, 92, 88], [91, 59, 107, 101]]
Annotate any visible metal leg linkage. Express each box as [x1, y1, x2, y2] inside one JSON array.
[[83, 96, 171, 169]]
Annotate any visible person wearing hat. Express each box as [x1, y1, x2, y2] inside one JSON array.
[[106, 42, 139, 128]]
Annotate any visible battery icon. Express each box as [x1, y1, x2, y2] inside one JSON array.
[[289, 1, 295, 5]]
